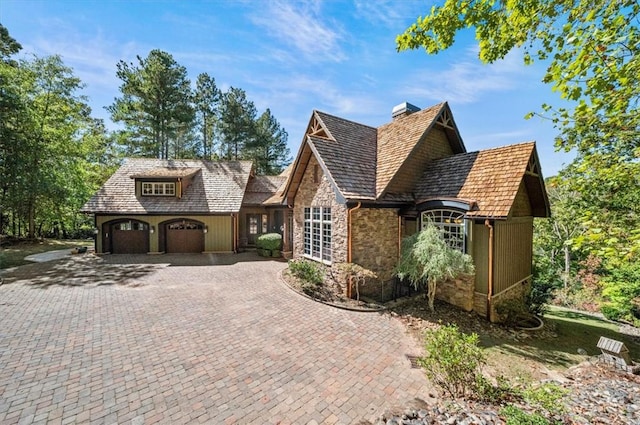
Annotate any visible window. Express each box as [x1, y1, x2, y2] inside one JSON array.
[[141, 182, 175, 196], [114, 220, 148, 231], [421, 209, 466, 252], [303, 207, 331, 263]]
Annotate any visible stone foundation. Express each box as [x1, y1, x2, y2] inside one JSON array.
[[474, 276, 531, 322], [435, 274, 475, 312]]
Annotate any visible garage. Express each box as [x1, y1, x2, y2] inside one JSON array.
[[105, 219, 149, 254], [165, 220, 205, 253]]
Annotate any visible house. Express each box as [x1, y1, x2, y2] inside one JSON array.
[[81, 159, 291, 255], [82, 101, 550, 322], [281, 102, 550, 321]]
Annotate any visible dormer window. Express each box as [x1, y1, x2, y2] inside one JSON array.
[[142, 182, 176, 196]]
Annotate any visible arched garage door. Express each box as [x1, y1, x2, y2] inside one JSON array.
[[104, 219, 149, 254], [165, 220, 204, 253]]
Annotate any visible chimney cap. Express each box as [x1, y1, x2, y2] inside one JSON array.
[[392, 102, 421, 119]]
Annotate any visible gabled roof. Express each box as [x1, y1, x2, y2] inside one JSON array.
[[243, 175, 287, 206], [81, 158, 253, 214], [376, 102, 466, 198], [282, 102, 467, 204], [282, 110, 378, 203], [414, 142, 550, 218]]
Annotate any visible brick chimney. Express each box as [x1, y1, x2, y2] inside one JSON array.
[[391, 102, 421, 120]]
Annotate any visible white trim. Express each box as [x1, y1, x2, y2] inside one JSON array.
[[303, 206, 332, 264]]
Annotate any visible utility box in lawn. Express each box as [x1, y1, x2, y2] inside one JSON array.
[[597, 336, 639, 374]]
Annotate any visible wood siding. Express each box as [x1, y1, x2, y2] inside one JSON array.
[[493, 218, 533, 294], [471, 222, 490, 294], [511, 181, 532, 217], [96, 214, 233, 253], [385, 127, 453, 195]]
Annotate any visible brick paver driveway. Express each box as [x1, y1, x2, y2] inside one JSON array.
[[0, 253, 431, 424]]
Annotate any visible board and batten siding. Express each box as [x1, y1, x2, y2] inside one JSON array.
[[493, 218, 533, 295], [471, 222, 490, 294], [95, 214, 233, 253]]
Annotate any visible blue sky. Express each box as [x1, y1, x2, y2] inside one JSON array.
[[2, 0, 574, 176]]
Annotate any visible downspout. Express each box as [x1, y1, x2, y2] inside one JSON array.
[[346, 202, 362, 299], [485, 219, 494, 321], [397, 216, 402, 260]]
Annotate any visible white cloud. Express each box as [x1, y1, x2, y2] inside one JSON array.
[[249, 0, 345, 63], [353, 0, 425, 29], [401, 48, 528, 104]]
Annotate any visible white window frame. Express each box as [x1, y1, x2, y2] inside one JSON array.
[[303, 206, 331, 264], [142, 182, 175, 197], [421, 209, 466, 252]]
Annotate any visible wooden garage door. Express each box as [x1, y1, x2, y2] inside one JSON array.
[[166, 221, 204, 253], [111, 220, 149, 254]]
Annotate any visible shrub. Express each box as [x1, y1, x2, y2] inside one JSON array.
[[601, 260, 640, 325], [334, 263, 377, 300], [288, 258, 324, 286], [396, 224, 474, 311], [500, 405, 550, 425], [418, 324, 485, 398], [256, 233, 282, 251]]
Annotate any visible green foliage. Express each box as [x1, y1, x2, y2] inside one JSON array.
[[396, 224, 474, 311], [526, 280, 555, 317], [397, 0, 640, 158], [500, 405, 550, 425], [248, 108, 291, 175], [522, 382, 568, 417], [256, 233, 282, 251], [418, 324, 485, 398], [108, 49, 195, 160], [601, 261, 640, 325], [218, 87, 256, 161], [335, 262, 377, 301], [288, 259, 324, 286], [194, 73, 220, 160]]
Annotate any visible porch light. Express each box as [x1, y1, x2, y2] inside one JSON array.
[[150, 225, 155, 234], [93, 228, 99, 235], [203, 225, 208, 234]]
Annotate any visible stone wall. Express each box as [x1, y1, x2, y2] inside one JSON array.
[[435, 274, 475, 312], [474, 276, 531, 322], [292, 155, 347, 264], [351, 208, 399, 301]]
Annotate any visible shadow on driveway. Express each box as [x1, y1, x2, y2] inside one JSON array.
[[0, 251, 284, 289]]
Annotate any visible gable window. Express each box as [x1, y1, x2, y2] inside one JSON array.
[[303, 207, 331, 263], [421, 209, 466, 252], [142, 182, 175, 196]]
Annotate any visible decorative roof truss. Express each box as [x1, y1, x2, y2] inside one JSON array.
[[526, 153, 540, 176], [435, 109, 454, 130], [307, 115, 330, 139]]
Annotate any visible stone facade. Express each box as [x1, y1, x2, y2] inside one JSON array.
[[435, 274, 475, 312], [351, 208, 399, 301], [292, 155, 348, 265], [474, 276, 531, 322]]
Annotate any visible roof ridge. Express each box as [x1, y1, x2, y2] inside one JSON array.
[[314, 110, 376, 130]]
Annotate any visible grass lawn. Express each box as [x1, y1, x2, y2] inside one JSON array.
[[482, 305, 640, 379], [0, 239, 93, 269]]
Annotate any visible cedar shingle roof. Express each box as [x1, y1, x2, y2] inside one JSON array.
[[81, 158, 252, 214], [309, 111, 377, 199], [415, 142, 540, 218], [243, 175, 287, 205], [376, 103, 446, 197]]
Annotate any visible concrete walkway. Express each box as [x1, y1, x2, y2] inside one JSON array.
[[0, 253, 431, 424]]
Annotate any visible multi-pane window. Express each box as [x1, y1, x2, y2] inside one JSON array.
[[303, 207, 331, 263], [421, 209, 466, 252], [142, 182, 175, 196]]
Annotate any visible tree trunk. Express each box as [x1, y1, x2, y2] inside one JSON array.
[[563, 245, 570, 289], [427, 279, 436, 311], [28, 200, 35, 239]]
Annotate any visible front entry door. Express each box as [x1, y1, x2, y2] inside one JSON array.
[[247, 214, 267, 245]]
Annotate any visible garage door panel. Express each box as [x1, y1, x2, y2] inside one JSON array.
[[112, 229, 148, 254], [165, 221, 204, 253]]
